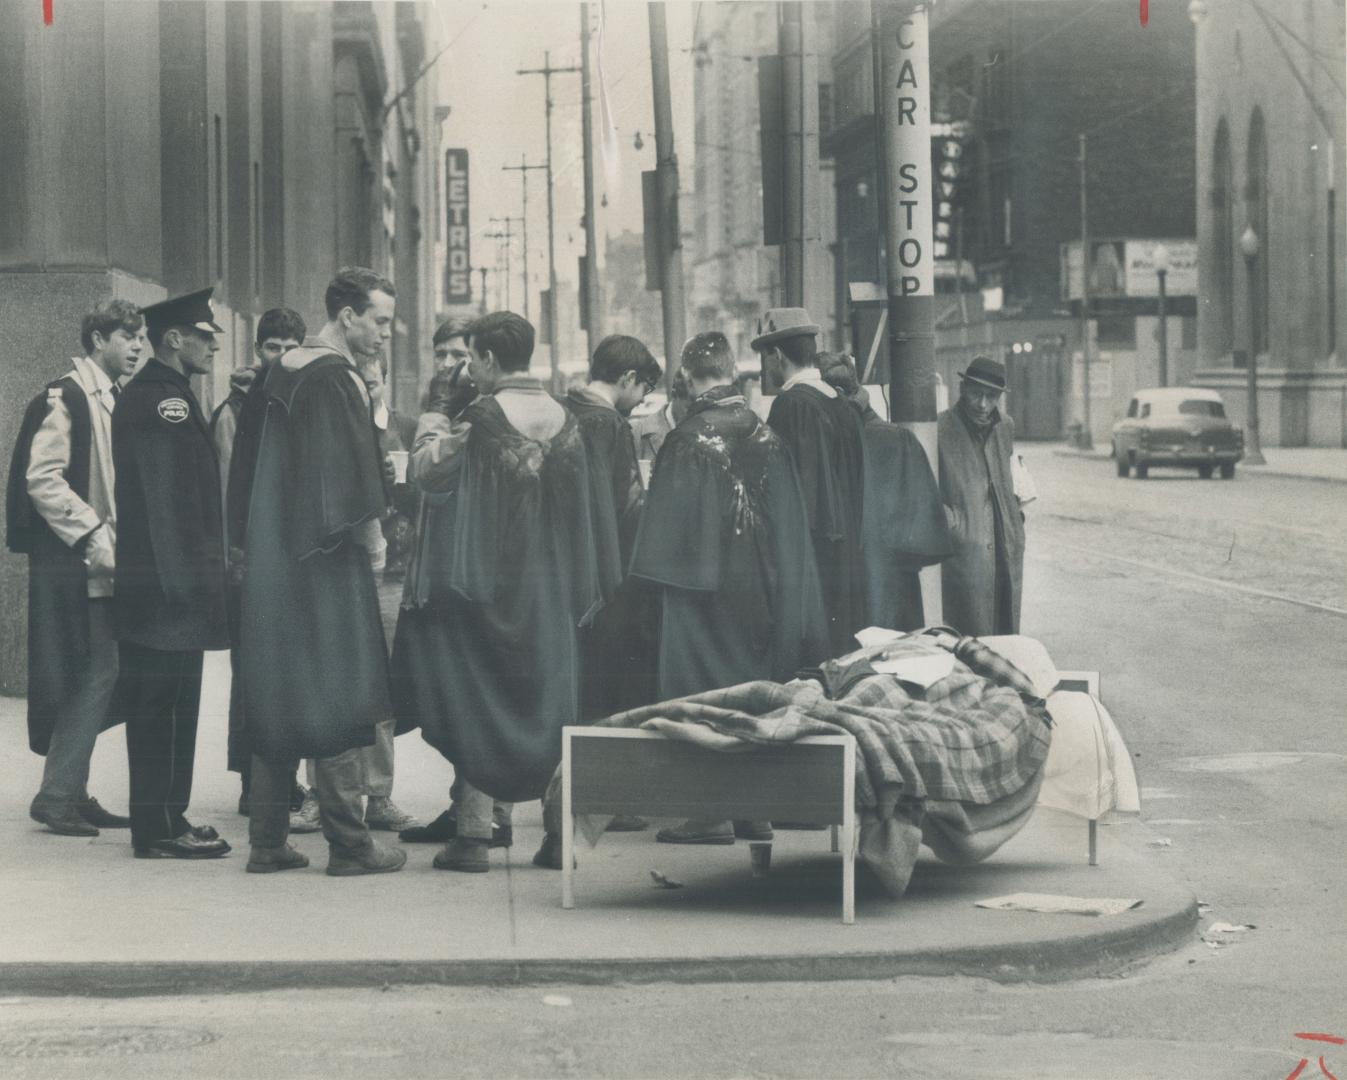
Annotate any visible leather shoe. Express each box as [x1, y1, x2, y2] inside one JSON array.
[[432, 837, 489, 873], [531, 832, 575, 870], [188, 824, 221, 841], [325, 841, 406, 877], [399, 809, 456, 843], [733, 820, 774, 842], [656, 819, 735, 845], [604, 815, 649, 832], [246, 843, 310, 874], [31, 800, 98, 837], [75, 797, 130, 829], [134, 831, 231, 859]]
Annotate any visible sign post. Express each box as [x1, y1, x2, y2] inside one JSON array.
[[880, 0, 940, 623]]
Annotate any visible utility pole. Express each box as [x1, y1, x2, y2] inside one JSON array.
[[648, 1, 687, 375], [502, 155, 545, 322], [477, 266, 489, 315], [1078, 133, 1094, 449], [869, 0, 890, 282], [518, 51, 581, 391], [880, 0, 940, 623], [486, 220, 518, 311], [580, 2, 602, 354], [780, 3, 805, 305]]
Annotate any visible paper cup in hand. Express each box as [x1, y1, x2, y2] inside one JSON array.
[[388, 450, 409, 484]]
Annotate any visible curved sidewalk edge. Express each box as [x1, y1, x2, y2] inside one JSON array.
[[0, 901, 1198, 998]]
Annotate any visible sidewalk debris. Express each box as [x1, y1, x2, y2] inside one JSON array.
[[649, 870, 684, 889], [1201, 922, 1256, 948], [975, 892, 1144, 917], [542, 995, 573, 1008], [1149, 837, 1173, 848]]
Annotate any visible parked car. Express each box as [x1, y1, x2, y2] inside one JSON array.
[[1111, 387, 1244, 479]]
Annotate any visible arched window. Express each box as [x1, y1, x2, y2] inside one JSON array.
[[1211, 120, 1233, 356], [1245, 108, 1269, 357]]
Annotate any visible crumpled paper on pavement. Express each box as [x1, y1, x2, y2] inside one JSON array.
[[975, 892, 1144, 917]]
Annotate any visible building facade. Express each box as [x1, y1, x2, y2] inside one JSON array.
[[1190, 0, 1347, 447], [688, 1, 838, 362], [826, 0, 1198, 443], [0, 0, 445, 692]]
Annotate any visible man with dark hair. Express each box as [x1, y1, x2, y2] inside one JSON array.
[[937, 356, 1025, 636], [819, 353, 951, 632], [391, 311, 605, 874], [753, 308, 867, 658], [536, 329, 828, 857], [228, 266, 404, 875], [6, 299, 142, 838], [631, 367, 691, 463], [431, 316, 474, 368], [211, 308, 315, 830], [113, 288, 231, 859], [564, 335, 660, 726]]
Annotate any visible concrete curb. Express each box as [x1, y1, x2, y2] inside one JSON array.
[[0, 900, 1198, 997]]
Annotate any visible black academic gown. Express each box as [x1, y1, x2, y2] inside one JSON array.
[[396, 396, 605, 802], [630, 387, 829, 699], [228, 353, 390, 763], [563, 387, 653, 719], [767, 383, 867, 658], [852, 399, 952, 632]]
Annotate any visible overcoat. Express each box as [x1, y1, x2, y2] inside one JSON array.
[[6, 378, 118, 754], [111, 359, 229, 652], [936, 406, 1025, 636]]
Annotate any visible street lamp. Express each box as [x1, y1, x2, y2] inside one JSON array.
[[1238, 224, 1266, 465], [1153, 242, 1170, 387]]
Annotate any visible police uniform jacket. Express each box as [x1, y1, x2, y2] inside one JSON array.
[[112, 358, 229, 652]]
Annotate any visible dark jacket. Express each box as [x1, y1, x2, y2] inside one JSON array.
[[112, 359, 229, 651], [6, 378, 114, 753]]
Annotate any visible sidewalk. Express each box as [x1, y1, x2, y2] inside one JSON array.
[[1051, 440, 1347, 483], [0, 652, 1196, 997]]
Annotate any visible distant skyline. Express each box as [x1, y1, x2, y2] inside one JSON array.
[[433, 0, 700, 311]]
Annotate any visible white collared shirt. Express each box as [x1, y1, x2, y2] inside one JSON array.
[[781, 367, 837, 398]]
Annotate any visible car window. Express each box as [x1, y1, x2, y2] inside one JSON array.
[[1139, 403, 1150, 419], [1126, 398, 1138, 418], [1177, 400, 1226, 418]]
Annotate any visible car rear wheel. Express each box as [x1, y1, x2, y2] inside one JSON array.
[[1115, 444, 1129, 477], [1198, 465, 1213, 479], [1220, 463, 1235, 479]]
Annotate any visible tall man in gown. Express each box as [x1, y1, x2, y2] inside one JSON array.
[[228, 267, 404, 876], [390, 312, 606, 874], [623, 331, 828, 849], [752, 308, 867, 659]]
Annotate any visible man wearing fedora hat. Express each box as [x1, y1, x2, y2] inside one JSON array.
[[936, 355, 1025, 637], [751, 307, 867, 659]]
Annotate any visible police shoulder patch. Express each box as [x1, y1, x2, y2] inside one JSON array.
[[157, 398, 190, 424]]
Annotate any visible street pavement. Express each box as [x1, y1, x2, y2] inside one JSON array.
[[0, 447, 1343, 1077]]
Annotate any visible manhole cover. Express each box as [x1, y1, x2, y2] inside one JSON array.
[[0, 1025, 219, 1058]]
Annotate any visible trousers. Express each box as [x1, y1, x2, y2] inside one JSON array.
[[36, 599, 119, 805], [120, 641, 203, 846], [248, 750, 371, 855], [360, 718, 396, 798]]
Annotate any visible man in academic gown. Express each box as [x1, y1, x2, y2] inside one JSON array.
[[113, 289, 231, 860], [819, 353, 952, 632], [563, 334, 662, 723], [6, 300, 143, 838], [390, 311, 605, 874], [627, 331, 829, 850], [936, 356, 1026, 636], [228, 267, 405, 876], [753, 308, 868, 658]]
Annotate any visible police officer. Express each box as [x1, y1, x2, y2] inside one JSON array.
[[113, 288, 231, 859]]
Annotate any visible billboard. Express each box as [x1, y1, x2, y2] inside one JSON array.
[[1061, 239, 1197, 300], [445, 149, 471, 305]]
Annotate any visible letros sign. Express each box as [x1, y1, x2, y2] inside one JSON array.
[[445, 149, 471, 305]]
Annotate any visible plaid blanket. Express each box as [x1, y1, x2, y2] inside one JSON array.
[[595, 632, 1054, 895]]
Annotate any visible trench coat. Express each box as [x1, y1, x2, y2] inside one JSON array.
[[936, 406, 1025, 636]]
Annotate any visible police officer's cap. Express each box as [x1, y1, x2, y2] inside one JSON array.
[[140, 288, 225, 339]]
